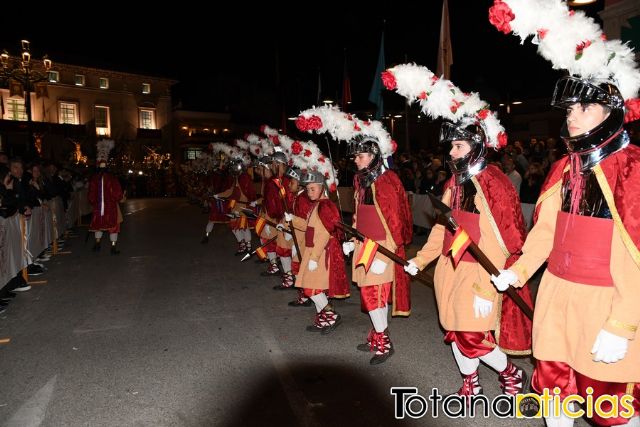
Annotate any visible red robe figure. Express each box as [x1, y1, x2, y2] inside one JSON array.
[[88, 139, 124, 255]]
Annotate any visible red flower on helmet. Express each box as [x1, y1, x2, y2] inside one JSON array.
[[419, 91, 428, 100], [304, 149, 312, 157], [575, 40, 592, 60], [291, 141, 303, 155], [624, 98, 640, 123], [295, 115, 323, 132], [329, 183, 337, 193], [390, 140, 397, 153], [537, 28, 548, 40], [318, 156, 325, 163], [354, 123, 361, 131], [431, 75, 439, 83], [450, 100, 461, 113], [381, 71, 397, 90], [497, 132, 508, 148], [477, 109, 490, 120], [271, 136, 280, 146], [489, 0, 515, 34]]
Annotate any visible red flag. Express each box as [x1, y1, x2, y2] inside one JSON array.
[[448, 227, 471, 267], [355, 238, 379, 272]]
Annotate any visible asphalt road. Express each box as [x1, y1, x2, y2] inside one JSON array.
[[0, 198, 589, 426]]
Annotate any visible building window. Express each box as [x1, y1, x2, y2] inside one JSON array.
[[99, 78, 109, 89], [59, 102, 79, 124], [75, 74, 85, 86], [139, 108, 156, 129], [48, 71, 59, 83], [142, 83, 151, 94], [7, 99, 27, 121], [184, 148, 202, 161], [95, 105, 110, 136]]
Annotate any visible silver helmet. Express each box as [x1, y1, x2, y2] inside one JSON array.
[[300, 170, 325, 186], [228, 158, 245, 175], [285, 167, 303, 182], [440, 119, 487, 185], [551, 76, 627, 170], [271, 151, 288, 165], [348, 135, 384, 188]]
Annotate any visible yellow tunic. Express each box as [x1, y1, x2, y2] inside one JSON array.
[[510, 184, 640, 383], [412, 185, 507, 332]]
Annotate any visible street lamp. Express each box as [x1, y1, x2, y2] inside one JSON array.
[[0, 40, 52, 157]]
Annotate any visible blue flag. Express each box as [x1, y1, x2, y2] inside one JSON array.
[[368, 32, 385, 119]]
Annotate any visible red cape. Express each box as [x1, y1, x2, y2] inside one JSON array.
[[317, 199, 349, 298], [355, 170, 413, 316], [88, 172, 123, 230], [446, 165, 533, 354]]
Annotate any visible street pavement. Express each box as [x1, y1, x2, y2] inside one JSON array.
[[0, 198, 589, 426]]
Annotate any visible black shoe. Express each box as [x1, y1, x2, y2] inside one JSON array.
[[27, 265, 44, 276], [357, 342, 375, 352], [370, 347, 395, 365], [110, 246, 120, 255], [320, 314, 342, 335], [273, 284, 294, 290], [92, 241, 101, 252], [200, 235, 209, 244], [288, 298, 312, 307]]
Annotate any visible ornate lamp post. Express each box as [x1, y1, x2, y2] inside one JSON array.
[[0, 40, 52, 157]]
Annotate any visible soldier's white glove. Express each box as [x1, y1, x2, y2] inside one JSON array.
[[473, 295, 493, 319], [490, 269, 518, 292], [370, 259, 387, 275], [308, 260, 318, 271], [404, 260, 419, 276], [342, 241, 355, 256], [249, 200, 258, 207], [591, 329, 628, 363], [284, 231, 292, 241], [213, 194, 222, 200], [276, 223, 285, 231], [284, 212, 293, 222], [291, 245, 297, 258], [264, 225, 271, 235]]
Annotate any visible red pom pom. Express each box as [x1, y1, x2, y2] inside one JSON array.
[[295, 115, 322, 132], [318, 156, 325, 163], [624, 98, 640, 123], [304, 149, 312, 157], [381, 71, 397, 90], [354, 123, 361, 131], [497, 132, 508, 148], [271, 136, 280, 146], [477, 109, 489, 120], [537, 28, 548, 40], [450, 100, 461, 113], [291, 141, 303, 155], [489, 0, 515, 34], [419, 91, 428, 100]]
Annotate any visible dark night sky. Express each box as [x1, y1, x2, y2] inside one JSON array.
[[1, 1, 605, 126]]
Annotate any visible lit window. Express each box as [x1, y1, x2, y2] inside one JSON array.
[[139, 108, 156, 129], [142, 83, 151, 94], [99, 78, 109, 89], [48, 71, 59, 83], [59, 102, 79, 124], [75, 75, 85, 86], [184, 148, 202, 160], [95, 105, 110, 136], [7, 99, 27, 121]]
